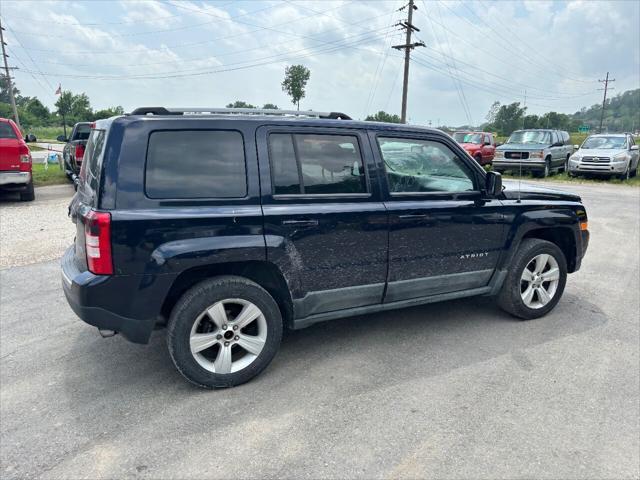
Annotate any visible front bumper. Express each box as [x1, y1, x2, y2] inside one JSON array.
[[569, 159, 627, 174], [0, 171, 31, 186], [492, 159, 546, 171], [61, 246, 157, 344]]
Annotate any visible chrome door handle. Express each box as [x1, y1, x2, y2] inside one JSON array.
[[281, 219, 319, 227]]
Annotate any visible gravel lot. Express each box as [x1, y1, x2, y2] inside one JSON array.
[[1, 182, 638, 479], [0, 184, 75, 269]]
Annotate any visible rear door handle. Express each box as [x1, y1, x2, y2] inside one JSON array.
[[281, 219, 319, 227], [398, 214, 428, 219]]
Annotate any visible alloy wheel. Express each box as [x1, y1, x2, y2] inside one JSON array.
[[520, 253, 560, 309], [189, 298, 267, 374]]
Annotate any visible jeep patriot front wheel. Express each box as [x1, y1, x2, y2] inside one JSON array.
[[497, 239, 567, 319], [167, 276, 283, 388]]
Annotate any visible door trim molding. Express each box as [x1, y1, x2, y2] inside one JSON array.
[[293, 282, 385, 319], [384, 269, 494, 303]]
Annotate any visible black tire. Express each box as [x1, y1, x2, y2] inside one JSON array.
[[167, 275, 283, 389], [20, 180, 35, 202], [474, 154, 482, 165], [497, 238, 567, 320], [619, 165, 630, 181]]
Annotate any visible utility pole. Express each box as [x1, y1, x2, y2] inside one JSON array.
[[0, 21, 20, 129], [598, 72, 615, 133], [0, 19, 20, 130], [392, 0, 424, 124], [522, 90, 526, 129]]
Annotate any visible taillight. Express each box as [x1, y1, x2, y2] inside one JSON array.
[[18, 145, 31, 171], [84, 210, 113, 275], [75, 144, 85, 161]]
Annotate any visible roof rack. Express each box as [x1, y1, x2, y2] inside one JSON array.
[[129, 107, 352, 120]]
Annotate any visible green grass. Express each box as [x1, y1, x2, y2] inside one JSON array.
[[31, 163, 68, 187], [27, 126, 69, 142], [501, 170, 640, 187]]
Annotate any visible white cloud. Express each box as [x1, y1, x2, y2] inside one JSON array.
[[1, 0, 637, 125]]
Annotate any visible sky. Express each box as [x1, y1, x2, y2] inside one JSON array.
[[1, 0, 638, 126]]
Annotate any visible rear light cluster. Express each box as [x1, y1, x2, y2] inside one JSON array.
[[84, 210, 113, 275], [75, 144, 85, 163], [19, 145, 32, 172]]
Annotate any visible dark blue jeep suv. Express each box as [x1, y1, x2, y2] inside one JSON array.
[[62, 107, 589, 388]]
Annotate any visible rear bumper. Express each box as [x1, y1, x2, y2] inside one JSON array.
[[61, 246, 157, 344], [492, 160, 546, 171], [0, 171, 31, 186]]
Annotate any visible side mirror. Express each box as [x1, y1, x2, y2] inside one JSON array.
[[573, 144, 579, 150], [56, 135, 67, 142], [484, 141, 491, 146], [485, 171, 502, 197], [631, 145, 639, 151], [552, 141, 563, 147]]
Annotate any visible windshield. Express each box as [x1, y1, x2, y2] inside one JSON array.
[[507, 131, 551, 144], [452, 132, 470, 142], [458, 133, 482, 144], [581, 136, 626, 150]]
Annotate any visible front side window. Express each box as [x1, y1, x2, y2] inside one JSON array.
[[269, 133, 366, 195], [377, 137, 475, 193], [145, 130, 246, 199]]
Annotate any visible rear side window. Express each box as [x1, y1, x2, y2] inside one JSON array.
[[80, 129, 106, 199], [145, 130, 246, 199], [269, 133, 367, 195], [0, 123, 17, 139]]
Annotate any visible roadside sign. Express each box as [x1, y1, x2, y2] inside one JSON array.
[[578, 125, 590, 133]]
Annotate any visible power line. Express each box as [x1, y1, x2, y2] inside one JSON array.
[[7, 3, 389, 56], [15, 27, 397, 81], [475, 0, 594, 84], [392, 0, 425, 123], [7, 3, 287, 39], [363, 1, 403, 117], [428, 0, 472, 125], [434, 0, 597, 86]]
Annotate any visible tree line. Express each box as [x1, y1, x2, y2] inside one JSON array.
[[0, 83, 124, 130]]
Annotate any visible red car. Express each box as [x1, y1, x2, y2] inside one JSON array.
[[0, 118, 34, 201], [452, 131, 496, 165]]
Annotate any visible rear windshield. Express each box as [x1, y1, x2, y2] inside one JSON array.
[[145, 130, 247, 199], [73, 124, 91, 141], [0, 123, 17, 139]]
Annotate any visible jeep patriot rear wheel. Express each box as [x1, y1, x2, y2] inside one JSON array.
[[167, 276, 283, 388]]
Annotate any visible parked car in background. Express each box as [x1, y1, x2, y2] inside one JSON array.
[[58, 122, 91, 179], [0, 118, 34, 201], [493, 129, 572, 177], [452, 131, 496, 165], [568, 133, 639, 180], [62, 107, 589, 389]]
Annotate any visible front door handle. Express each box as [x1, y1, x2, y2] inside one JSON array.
[[281, 219, 319, 227], [398, 214, 428, 219]]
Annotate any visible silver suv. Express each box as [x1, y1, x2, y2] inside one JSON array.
[[569, 133, 639, 180], [493, 129, 573, 177]]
